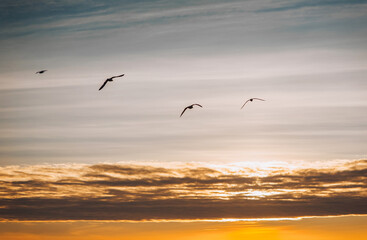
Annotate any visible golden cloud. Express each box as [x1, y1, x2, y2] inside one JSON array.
[[0, 160, 366, 221]]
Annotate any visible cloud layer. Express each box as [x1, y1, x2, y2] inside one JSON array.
[[0, 160, 366, 221]]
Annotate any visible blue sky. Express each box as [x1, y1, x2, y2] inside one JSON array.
[[0, 0, 367, 165]]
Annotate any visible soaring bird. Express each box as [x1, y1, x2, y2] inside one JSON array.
[[99, 74, 125, 91], [36, 70, 47, 74], [180, 104, 203, 117], [241, 98, 265, 109]]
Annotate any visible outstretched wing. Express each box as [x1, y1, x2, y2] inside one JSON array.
[[36, 70, 47, 74], [180, 107, 189, 117], [111, 74, 125, 79], [99, 80, 109, 91], [241, 99, 251, 109], [193, 104, 203, 108], [253, 98, 265, 101]]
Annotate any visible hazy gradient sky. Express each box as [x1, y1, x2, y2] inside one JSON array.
[[0, 1, 367, 239], [1, 0, 366, 165], [1, 215, 367, 240]]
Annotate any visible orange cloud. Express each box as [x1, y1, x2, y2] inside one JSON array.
[[0, 160, 366, 221]]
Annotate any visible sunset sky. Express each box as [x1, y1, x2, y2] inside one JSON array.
[[0, 0, 366, 239]]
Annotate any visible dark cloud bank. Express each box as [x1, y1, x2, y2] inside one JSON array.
[[0, 160, 366, 221]]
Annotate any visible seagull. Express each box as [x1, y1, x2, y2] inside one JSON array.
[[180, 104, 203, 117], [98, 74, 125, 91], [36, 70, 47, 74], [241, 98, 265, 109]]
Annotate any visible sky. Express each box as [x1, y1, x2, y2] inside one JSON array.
[[0, 0, 367, 239]]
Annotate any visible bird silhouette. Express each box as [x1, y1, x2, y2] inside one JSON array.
[[99, 74, 125, 91], [241, 98, 265, 109], [180, 104, 203, 117], [36, 70, 47, 74]]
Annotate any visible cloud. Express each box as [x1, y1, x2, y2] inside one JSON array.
[[2, 0, 366, 41], [256, 0, 367, 13], [0, 160, 366, 221]]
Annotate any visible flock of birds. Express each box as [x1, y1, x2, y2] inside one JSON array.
[[36, 70, 265, 117]]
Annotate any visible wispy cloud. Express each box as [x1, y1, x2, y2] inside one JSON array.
[[2, 0, 366, 39], [0, 160, 366, 221], [1, 67, 366, 164], [256, 0, 367, 13]]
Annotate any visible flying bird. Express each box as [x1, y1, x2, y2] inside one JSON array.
[[241, 98, 265, 109], [99, 74, 125, 91], [180, 104, 203, 117], [36, 70, 47, 74]]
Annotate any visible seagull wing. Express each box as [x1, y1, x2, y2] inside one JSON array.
[[111, 74, 125, 79], [99, 80, 109, 91], [253, 98, 265, 101], [180, 107, 189, 117], [193, 104, 203, 108], [241, 99, 251, 109]]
